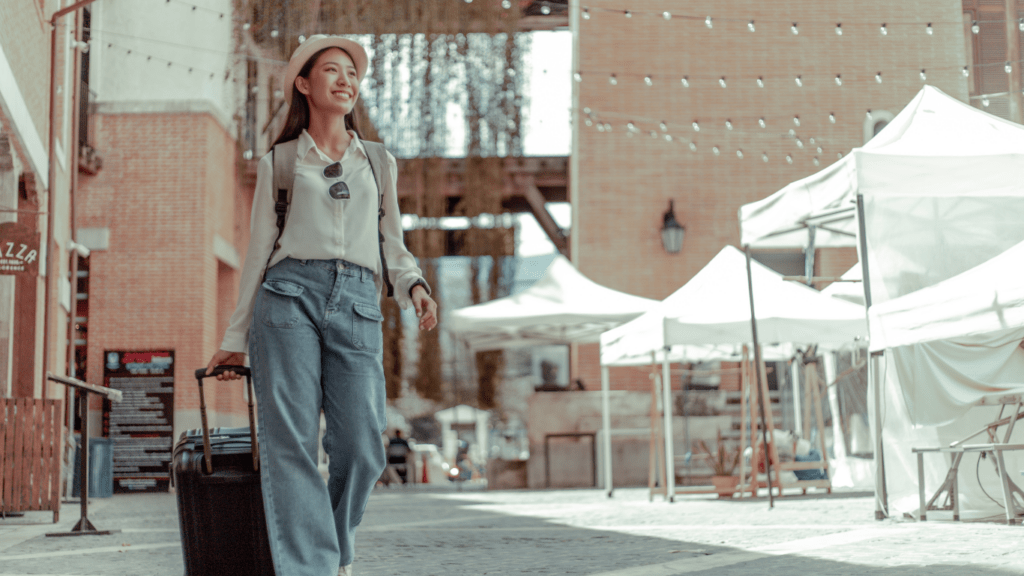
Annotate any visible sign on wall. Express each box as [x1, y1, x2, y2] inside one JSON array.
[[0, 222, 40, 276], [102, 350, 175, 493]]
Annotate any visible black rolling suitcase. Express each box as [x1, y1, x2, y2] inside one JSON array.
[[171, 366, 275, 576]]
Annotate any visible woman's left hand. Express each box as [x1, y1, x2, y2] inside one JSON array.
[[412, 286, 437, 331]]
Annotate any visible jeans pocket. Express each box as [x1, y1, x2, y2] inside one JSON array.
[[352, 302, 384, 352], [260, 280, 305, 328]]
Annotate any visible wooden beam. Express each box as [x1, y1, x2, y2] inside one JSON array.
[[520, 177, 568, 255]]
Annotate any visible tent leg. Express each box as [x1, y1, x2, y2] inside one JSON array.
[[744, 245, 775, 508], [662, 353, 675, 503], [791, 359, 803, 439], [601, 365, 613, 498]]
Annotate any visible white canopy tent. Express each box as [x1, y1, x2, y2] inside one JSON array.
[[739, 85, 1024, 518], [598, 246, 866, 499], [447, 255, 658, 351]]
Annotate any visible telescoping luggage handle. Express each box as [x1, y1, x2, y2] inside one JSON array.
[[193, 366, 259, 475]]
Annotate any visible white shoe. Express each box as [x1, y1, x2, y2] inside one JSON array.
[[338, 564, 352, 576]]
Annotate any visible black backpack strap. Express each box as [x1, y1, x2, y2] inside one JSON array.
[[263, 140, 298, 283], [363, 141, 395, 298]]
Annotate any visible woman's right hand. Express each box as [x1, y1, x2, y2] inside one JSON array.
[[205, 350, 248, 381]]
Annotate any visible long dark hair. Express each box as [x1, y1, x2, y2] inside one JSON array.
[[271, 47, 362, 148]]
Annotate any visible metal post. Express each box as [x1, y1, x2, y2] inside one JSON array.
[[601, 365, 613, 497], [1007, 0, 1023, 124], [803, 225, 816, 287], [856, 191, 888, 519], [661, 352, 675, 502], [744, 246, 775, 508]]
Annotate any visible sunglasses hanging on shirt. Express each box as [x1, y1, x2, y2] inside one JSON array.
[[323, 161, 350, 199]]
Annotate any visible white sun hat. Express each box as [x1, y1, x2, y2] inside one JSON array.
[[282, 34, 369, 105]]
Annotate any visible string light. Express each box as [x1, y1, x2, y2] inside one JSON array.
[[664, 134, 673, 142], [982, 97, 990, 107], [786, 155, 794, 164], [624, 10, 632, 18], [502, 0, 511, 8], [644, 75, 653, 86], [719, 77, 727, 88], [663, 11, 671, 20], [705, 16, 713, 28], [972, 21, 979, 34], [725, 120, 733, 130], [793, 116, 800, 126], [762, 153, 769, 163], [541, 5, 551, 15], [659, 121, 668, 132], [626, 122, 637, 132], [270, 28, 279, 38], [242, 22, 251, 30], [796, 139, 804, 148], [681, 76, 689, 87], [795, 75, 803, 87], [584, 118, 593, 127], [758, 118, 766, 128], [298, 35, 306, 43], [880, 23, 887, 36], [926, 23, 933, 35], [712, 146, 721, 156], [597, 124, 605, 132], [649, 130, 658, 138], [875, 72, 883, 83], [835, 74, 842, 86], [1006, 62, 1013, 74], [692, 121, 700, 132], [963, 66, 970, 78], [1019, 18, 1024, 32], [835, 23, 842, 35], [791, 23, 799, 35], [748, 20, 755, 32], [609, 74, 618, 85], [813, 157, 820, 166], [837, 152, 843, 159], [756, 76, 764, 88], [582, 8, 590, 19], [736, 150, 744, 159], [920, 69, 927, 81], [689, 142, 697, 152], [817, 146, 823, 153], [574, 72, 582, 82]]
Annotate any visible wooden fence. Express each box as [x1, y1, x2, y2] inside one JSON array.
[[0, 398, 64, 522]]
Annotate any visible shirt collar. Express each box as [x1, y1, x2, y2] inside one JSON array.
[[297, 129, 367, 163]]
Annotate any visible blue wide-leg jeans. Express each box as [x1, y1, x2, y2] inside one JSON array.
[[249, 257, 387, 575]]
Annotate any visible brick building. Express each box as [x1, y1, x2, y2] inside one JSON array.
[[1, 0, 80, 401], [568, 0, 974, 393]]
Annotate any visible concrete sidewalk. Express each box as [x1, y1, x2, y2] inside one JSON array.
[[0, 487, 1022, 575]]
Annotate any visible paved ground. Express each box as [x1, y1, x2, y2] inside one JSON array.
[[0, 486, 1023, 575]]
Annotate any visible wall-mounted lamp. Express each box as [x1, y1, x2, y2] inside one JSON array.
[[661, 200, 685, 254]]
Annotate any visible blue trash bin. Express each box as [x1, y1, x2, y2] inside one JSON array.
[[71, 435, 113, 498]]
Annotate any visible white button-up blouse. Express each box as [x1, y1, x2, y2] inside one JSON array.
[[220, 129, 426, 353]]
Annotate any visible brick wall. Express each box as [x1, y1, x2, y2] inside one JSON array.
[[77, 111, 248, 432], [572, 1, 969, 391]]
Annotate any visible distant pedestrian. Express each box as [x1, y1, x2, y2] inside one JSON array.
[[205, 34, 437, 576]]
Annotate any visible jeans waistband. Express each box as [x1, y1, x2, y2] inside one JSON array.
[[284, 257, 374, 282]]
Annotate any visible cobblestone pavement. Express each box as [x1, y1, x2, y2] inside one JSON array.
[[0, 486, 1023, 575]]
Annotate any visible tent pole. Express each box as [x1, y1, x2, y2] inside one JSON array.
[[661, 350, 676, 502], [601, 365, 613, 497], [855, 192, 888, 519], [744, 245, 775, 508], [791, 359, 803, 437]]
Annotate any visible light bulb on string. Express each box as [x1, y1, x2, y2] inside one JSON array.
[[609, 74, 617, 85], [624, 10, 631, 18], [270, 28, 279, 38], [762, 153, 769, 163], [584, 118, 593, 127], [866, 109, 872, 119], [817, 146, 823, 154], [926, 23, 933, 35], [627, 122, 637, 132], [573, 72, 582, 82], [809, 137, 816, 145], [982, 97, 990, 107], [689, 142, 697, 152], [963, 66, 970, 78], [663, 11, 671, 20], [793, 116, 801, 127], [583, 107, 591, 114], [788, 128, 796, 136], [786, 155, 794, 164], [725, 120, 733, 130], [659, 121, 668, 132], [664, 134, 673, 142], [813, 157, 820, 166], [596, 123, 605, 132], [835, 23, 842, 35], [644, 75, 653, 86], [541, 5, 551, 15], [880, 23, 887, 36], [1006, 62, 1013, 74], [758, 118, 766, 128], [242, 22, 251, 30], [972, 21, 979, 34], [1019, 18, 1024, 32], [748, 20, 755, 32], [712, 146, 721, 156], [875, 72, 883, 83], [736, 150, 744, 159], [791, 22, 799, 35], [705, 16, 713, 29], [605, 123, 613, 131], [298, 35, 306, 43], [795, 75, 803, 87], [796, 139, 804, 149], [756, 77, 764, 88], [719, 77, 727, 88], [582, 7, 590, 19], [692, 121, 700, 132], [681, 76, 690, 87], [920, 69, 927, 81], [835, 74, 843, 86], [837, 152, 843, 159], [649, 130, 658, 139], [502, 0, 511, 8]]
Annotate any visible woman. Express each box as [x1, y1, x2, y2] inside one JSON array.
[[206, 35, 437, 576]]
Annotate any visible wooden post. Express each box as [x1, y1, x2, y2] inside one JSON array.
[[758, 351, 782, 496], [806, 360, 832, 490], [1007, 0, 1023, 123], [738, 347, 750, 497]]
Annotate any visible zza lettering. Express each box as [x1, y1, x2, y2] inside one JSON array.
[[5, 242, 37, 264]]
